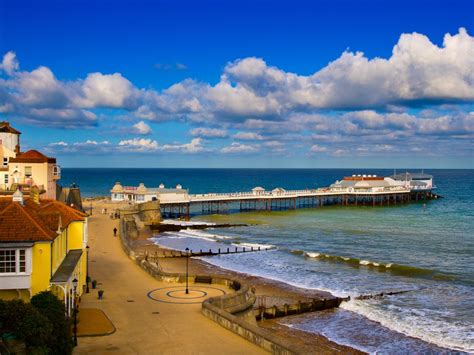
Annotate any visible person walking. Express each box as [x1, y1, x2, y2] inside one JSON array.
[[113, 227, 117, 237]]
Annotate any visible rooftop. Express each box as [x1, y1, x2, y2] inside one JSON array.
[[0, 121, 21, 135], [9, 149, 56, 164], [0, 197, 87, 243]]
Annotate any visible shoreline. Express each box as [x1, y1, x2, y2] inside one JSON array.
[[133, 237, 364, 354]]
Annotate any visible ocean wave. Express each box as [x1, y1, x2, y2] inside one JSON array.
[[341, 299, 474, 353], [159, 229, 275, 249], [161, 219, 215, 226], [235, 242, 275, 249], [292, 250, 456, 280]]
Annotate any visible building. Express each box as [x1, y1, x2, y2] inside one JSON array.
[[0, 191, 88, 316], [111, 182, 189, 203], [329, 175, 406, 193], [391, 172, 435, 191], [0, 121, 61, 199]]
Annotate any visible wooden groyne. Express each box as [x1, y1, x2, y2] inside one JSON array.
[[143, 245, 273, 259]]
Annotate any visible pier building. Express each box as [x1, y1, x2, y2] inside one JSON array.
[[111, 182, 189, 203], [110, 173, 437, 218], [391, 172, 435, 191], [0, 121, 61, 199]]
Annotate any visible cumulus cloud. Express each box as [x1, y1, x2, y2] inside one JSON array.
[[118, 138, 159, 152], [2, 28, 473, 129], [161, 138, 205, 153], [132, 120, 152, 135], [221, 142, 259, 154], [0, 51, 19, 75], [232, 132, 264, 140], [191, 127, 228, 138], [1, 29, 473, 160]]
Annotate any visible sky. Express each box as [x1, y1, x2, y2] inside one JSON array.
[[0, 0, 473, 168]]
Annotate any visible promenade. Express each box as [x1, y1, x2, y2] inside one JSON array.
[[75, 203, 265, 354]]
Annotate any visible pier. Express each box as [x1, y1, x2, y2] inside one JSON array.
[[111, 173, 440, 218]]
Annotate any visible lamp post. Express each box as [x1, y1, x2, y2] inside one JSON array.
[[86, 246, 90, 293], [185, 247, 189, 294], [90, 200, 93, 215], [72, 278, 78, 346]]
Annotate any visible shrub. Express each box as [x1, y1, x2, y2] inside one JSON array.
[[0, 299, 52, 353], [31, 291, 73, 355]]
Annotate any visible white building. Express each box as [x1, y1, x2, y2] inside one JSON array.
[[391, 172, 435, 191], [329, 175, 406, 193], [111, 182, 189, 203]]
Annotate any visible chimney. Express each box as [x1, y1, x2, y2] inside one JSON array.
[[12, 188, 24, 206]]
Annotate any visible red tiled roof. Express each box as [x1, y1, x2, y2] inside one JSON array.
[[10, 150, 56, 164], [0, 197, 86, 243], [0, 121, 21, 135]]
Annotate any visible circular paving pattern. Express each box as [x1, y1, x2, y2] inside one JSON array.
[[147, 285, 226, 304]]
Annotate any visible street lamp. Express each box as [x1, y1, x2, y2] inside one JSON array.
[[72, 278, 78, 346], [86, 246, 90, 293], [185, 247, 189, 294]]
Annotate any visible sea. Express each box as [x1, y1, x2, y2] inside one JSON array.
[[61, 168, 474, 353]]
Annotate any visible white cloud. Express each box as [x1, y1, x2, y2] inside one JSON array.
[[118, 138, 159, 152], [310, 144, 328, 153], [191, 127, 227, 138], [0, 51, 19, 75], [132, 120, 152, 135], [161, 138, 205, 153], [76, 72, 137, 108], [221, 142, 259, 154], [232, 132, 264, 140], [49, 141, 68, 146]]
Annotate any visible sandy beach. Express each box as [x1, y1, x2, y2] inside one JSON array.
[[82, 199, 363, 354]]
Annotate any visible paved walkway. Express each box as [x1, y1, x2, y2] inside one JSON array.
[[75, 205, 265, 354]]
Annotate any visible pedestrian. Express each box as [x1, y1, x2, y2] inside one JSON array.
[[113, 227, 117, 237]]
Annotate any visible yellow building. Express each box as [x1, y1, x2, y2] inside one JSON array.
[[0, 191, 88, 315], [0, 121, 60, 199]]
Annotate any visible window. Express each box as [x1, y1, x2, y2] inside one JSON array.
[[0, 250, 16, 273], [2, 157, 7, 167], [0, 249, 27, 274], [4, 174, 7, 184], [25, 166, 32, 177]]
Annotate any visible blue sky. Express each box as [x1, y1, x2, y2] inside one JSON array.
[[0, 0, 473, 168]]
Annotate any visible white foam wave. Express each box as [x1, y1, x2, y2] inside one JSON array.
[[341, 300, 474, 353], [161, 219, 215, 226], [306, 252, 321, 258], [236, 242, 274, 249], [180, 228, 231, 240]]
